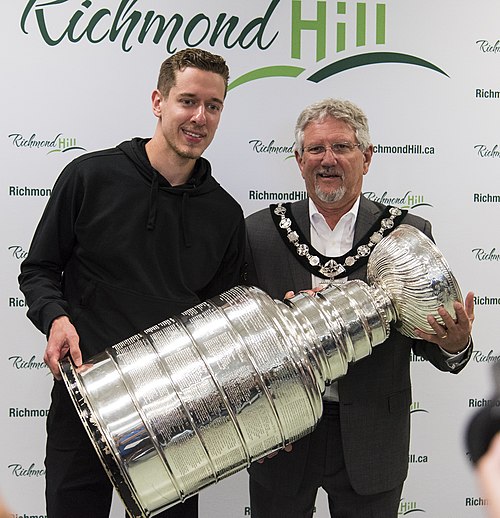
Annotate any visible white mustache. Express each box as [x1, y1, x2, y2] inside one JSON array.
[[315, 168, 344, 179]]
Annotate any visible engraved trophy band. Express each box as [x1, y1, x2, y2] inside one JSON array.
[[59, 224, 463, 517]]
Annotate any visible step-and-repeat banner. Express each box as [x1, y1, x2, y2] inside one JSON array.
[[2, 1, 499, 516]]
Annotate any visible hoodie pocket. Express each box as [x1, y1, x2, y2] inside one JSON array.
[[70, 279, 200, 358]]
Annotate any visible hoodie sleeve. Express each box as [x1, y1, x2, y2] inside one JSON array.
[[18, 162, 83, 336], [196, 210, 246, 301]]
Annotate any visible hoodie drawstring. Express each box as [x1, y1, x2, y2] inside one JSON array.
[[181, 192, 192, 248], [148, 175, 192, 248], [146, 172, 159, 231]]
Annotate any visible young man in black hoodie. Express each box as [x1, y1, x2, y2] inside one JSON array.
[[19, 48, 245, 518]]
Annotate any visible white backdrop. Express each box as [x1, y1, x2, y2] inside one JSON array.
[[2, 1, 499, 517]]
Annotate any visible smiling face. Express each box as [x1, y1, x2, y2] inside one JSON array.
[[296, 116, 373, 212], [151, 66, 226, 163]]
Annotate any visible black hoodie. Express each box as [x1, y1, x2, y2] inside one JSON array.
[[19, 138, 246, 358]]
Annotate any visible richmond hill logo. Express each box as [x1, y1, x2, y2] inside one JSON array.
[[410, 401, 429, 415], [20, 1, 448, 90], [8, 132, 86, 155], [363, 191, 432, 210], [398, 498, 425, 515]]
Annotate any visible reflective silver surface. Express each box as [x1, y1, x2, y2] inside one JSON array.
[[59, 224, 462, 517], [367, 224, 463, 337]]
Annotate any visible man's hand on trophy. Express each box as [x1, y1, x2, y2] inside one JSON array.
[[283, 286, 324, 300], [256, 444, 293, 464], [414, 291, 475, 353], [46, 315, 83, 380]]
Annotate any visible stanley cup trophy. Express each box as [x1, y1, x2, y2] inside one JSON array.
[[59, 224, 463, 517]]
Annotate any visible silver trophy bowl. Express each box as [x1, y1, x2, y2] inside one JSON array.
[[59, 224, 462, 517]]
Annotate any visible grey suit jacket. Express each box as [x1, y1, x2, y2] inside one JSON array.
[[245, 196, 471, 495]]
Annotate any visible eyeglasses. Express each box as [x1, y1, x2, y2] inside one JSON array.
[[302, 142, 361, 157]]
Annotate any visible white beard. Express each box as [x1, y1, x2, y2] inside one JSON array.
[[315, 183, 346, 203]]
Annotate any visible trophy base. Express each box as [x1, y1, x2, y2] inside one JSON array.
[[60, 356, 149, 518]]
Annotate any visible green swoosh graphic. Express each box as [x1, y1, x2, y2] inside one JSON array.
[[47, 147, 86, 154], [307, 52, 449, 83], [228, 66, 305, 91], [407, 203, 433, 209]]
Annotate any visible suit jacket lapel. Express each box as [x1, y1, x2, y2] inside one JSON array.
[[286, 199, 312, 289], [349, 195, 383, 281], [353, 195, 383, 243]]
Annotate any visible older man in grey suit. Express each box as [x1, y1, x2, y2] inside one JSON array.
[[244, 99, 474, 518]]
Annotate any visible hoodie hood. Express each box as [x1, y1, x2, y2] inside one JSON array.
[[117, 137, 220, 241]]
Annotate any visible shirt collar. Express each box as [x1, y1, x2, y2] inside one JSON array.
[[309, 196, 360, 235]]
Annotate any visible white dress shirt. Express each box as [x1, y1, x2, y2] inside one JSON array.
[[309, 198, 359, 401]]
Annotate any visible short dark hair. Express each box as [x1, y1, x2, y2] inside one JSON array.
[[157, 48, 230, 98]]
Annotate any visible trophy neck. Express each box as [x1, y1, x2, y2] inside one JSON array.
[[282, 280, 396, 386]]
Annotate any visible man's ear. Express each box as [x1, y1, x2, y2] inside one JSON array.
[[151, 89, 163, 118], [363, 144, 374, 175], [295, 150, 305, 178]]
